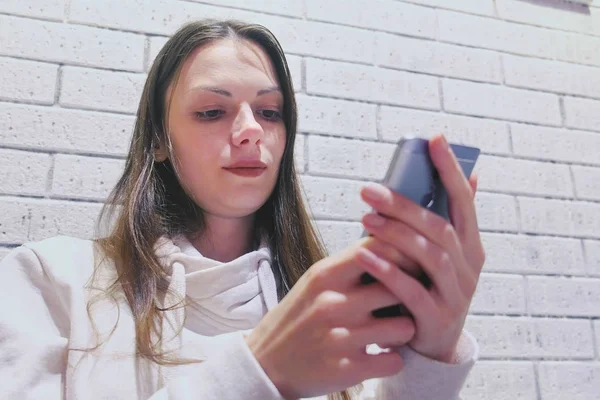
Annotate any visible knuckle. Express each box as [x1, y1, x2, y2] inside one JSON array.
[[404, 282, 427, 306], [441, 222, 459, 248], [307, 260, 331, 287], [313, 291, 344, 322]]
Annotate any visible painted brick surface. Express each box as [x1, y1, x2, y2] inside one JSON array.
[[538, 363, 600, 400], [481, 233, 586, 276], [1, 2, 599, 396], [0, 149, 52, 197], [462, 361, 537, 400], [0, 57, 58, 105], [378, 107, 511, 154]]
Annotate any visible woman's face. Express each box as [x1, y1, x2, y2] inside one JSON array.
[[165, 38, 286, 219]]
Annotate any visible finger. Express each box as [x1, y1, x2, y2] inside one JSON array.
[[468, 173, 478, 197], [361, 187, 464, 268], [343, 283, 406, 326], [361, 217, 467, 306], [361, 236, 421, 278], [305, 242, 381, 291], [357, 246, 442, 327], [428, 134, 479, 240], [354, 351, 404, 380], [345, 317, 415, 349]]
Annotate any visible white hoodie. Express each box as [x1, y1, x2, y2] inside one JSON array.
[[0, 235, 478, 399]]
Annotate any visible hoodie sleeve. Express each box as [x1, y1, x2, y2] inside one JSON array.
[[360, 330, 478, 400], [0, 245, 69, 399], [148, 331, 284, 400]]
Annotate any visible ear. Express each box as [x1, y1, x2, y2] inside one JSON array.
[[153, 140, 168, 162]]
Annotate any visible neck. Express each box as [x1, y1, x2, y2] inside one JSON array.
[[191, 213, 256, 262]]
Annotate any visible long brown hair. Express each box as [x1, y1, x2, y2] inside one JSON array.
[[94, 19, 356, 399]]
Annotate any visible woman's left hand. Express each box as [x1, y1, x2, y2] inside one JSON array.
[[358, 134, 486, 363]]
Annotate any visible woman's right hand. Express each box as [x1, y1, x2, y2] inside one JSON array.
[[245, 238, 416, 399]]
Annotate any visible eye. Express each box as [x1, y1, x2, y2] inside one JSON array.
[[258, 109, 282, 121], [196, 109, 225, 120]]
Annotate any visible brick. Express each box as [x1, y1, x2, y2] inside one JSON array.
[[147, 36, 169, 72], [286, 55, 302, 93], [378, 106, 511, 155], [481, 233, 586, 276], [278, 20, 377, 64], [0, 103, 134, 156], [299, 176, 370, 220], [438, 10, 557, 59], [399, 0, 495, 16], [377, 33, 502, 83], [297, 95, 377, 139], [584, 240, 600, 277], [0, 0, 64, 21], [528, 276, 600, 317], [314, 221, 363, 255], [496, 0, 600, 37], [465, 316, 594, 359], [70, 0, 181, 35], [0, 199, 31, 244], [462, 361, 536, 400], [28, 200, 103, 242], [178, 3, 378, 64], [0, 149, 51, 197], [469, 273, 526, 315], [511, 123, 600, 166], [572, 166, 600, 201], [0, 57, 57, 105], [556, 32, 600, 68], [0, 15, 145, 72], [595, 320, 600, 356], [60, 67, 146, 114], [443, 79, 561, 125], [306, 58, 439, 110], [475, 155, 574, 197], [294, 134, 305, 173], [307, 136, 395, 180], [519, 197, 600, 238], [475, 193, 518, 232], [538, 362, 600, 400], [305, 0, 436, 38], [51, 155, 125, 201], [185, 0, 303, 17], [564, 97, 600, 133], [504, 54, 600, 99]]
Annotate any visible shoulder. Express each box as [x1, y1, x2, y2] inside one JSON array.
[[17, 235, 108, 286]]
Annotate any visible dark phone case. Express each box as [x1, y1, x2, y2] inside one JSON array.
[[362, 137, 480, 318]]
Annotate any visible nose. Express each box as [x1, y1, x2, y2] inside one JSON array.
[[232, 103, 264, 147]]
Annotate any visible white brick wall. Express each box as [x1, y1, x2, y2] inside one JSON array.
[[1, 0, 599, 396], [0, 57, 58, 105], [462, 361, 537, 400], [481, 233, 586, 276], [538, 363, 600, 400], [466, 316, 595, 359]]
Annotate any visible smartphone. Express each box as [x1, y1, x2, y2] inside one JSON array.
[[362, 136, 480, 318]]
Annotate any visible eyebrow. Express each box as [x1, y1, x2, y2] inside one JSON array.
[[194, 86, 282, 97]]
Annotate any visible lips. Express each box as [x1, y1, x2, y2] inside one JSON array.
[[223, 160, 267, 177]]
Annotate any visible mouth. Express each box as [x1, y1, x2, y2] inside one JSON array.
[[223, 167, 266, 177]]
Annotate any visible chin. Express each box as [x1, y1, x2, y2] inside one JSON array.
[[214, 195, 272, 219]]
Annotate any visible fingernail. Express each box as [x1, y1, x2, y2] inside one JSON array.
[[440, 135, 449, 150], [364, 213, 386, 227], [363, 183, 387, 202]]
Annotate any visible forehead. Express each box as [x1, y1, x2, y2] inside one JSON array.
[[177, 38, 279, 90]]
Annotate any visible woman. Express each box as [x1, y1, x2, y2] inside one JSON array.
[[0, 19, 485, 399]]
